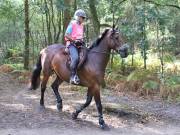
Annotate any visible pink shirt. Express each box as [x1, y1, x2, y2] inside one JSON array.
[[65, 20, 84, 46]]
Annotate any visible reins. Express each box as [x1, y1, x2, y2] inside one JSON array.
[[79, 44, 119, 55], [88, 49, 119, 55]]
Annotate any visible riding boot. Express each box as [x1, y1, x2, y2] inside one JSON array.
[[69, 44, 80, 84], [70, 69, 80, 84]]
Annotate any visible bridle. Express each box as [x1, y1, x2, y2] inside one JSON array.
[[72, 30, 122, 55]]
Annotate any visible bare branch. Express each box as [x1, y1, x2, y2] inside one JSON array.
[[144, 0, 180, 10], [100, 24, 112, 28]]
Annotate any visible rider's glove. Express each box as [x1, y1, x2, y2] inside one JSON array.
[[74, 40, 85, 47]]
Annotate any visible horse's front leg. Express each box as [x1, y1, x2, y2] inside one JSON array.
[[51, 76, 63, 111], [72, 87, 93, 119], [94, 87, 106, 129]]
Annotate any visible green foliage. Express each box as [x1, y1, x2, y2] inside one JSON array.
[[5, 47, 23, 58], [159, 75, 180, 102], [4, 63, 24, 70], [142, 80, 159, 90], [163, 54, 176, 63], [55, 0, 66, 11], [165, 75, 180, 88], [127, 69, 153, 81], [0, 0, 179, 101], [106, 70, 127, 81]]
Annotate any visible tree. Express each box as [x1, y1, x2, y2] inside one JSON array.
[[0, 0, 179, 73], [44, 0, 52, 45], [24, 0, 30, 69], [62, 0, 74, 43], [88, 0, 100, 37]]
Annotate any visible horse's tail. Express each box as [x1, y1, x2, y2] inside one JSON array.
[[29, 55, 42, 90]]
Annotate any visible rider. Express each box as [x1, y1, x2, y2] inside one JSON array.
[[64, 9, 86, 84]]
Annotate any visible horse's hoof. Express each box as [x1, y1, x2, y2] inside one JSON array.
[[99, 119, 109, 130], [57, 103, 63, 111], [72, 112, 78, 120], [100, 123, 109, 130]]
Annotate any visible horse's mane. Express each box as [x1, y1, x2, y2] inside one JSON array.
[[89, 28, 109, 50]]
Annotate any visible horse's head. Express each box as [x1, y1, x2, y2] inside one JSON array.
[[106, 28, 129, 58]]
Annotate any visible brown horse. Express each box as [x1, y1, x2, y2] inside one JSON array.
[[29, 28, 128, 129]]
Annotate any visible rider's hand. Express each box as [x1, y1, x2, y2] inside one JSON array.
[[74, 39, 85, 46], [74, 40, 82, 46]]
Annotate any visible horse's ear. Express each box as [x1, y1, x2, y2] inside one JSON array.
[[112, 25, 116, 35], [109, 25, 116, 38], [112, 24, 115, 30]]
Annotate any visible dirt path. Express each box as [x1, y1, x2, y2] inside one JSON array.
[[0, 73, 179, 135]]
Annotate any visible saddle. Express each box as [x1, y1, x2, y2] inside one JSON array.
[[64, 42, 88, 69]]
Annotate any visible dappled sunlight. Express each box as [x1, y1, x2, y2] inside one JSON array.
[[69, 99, 86, 104], [0, 72, 180, 134], [66, 99, 96, 106], [0, 103, 26, 110], [23, 93, 39, 100], [0, 0, 180, 133], [62, 91, 77, 96], [62, 104, 71, 111], [134, 126, 173, 135], [146, 53, 161, 69], [165, 60, 180, 73], [47, 105, 56, 110]]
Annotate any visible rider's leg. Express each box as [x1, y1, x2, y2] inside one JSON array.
[[69, 44, 80, 84]]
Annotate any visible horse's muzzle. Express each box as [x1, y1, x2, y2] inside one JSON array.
[[118, 44, 129, 58]]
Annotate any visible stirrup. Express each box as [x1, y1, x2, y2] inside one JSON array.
[[70, 75, 80, 84]]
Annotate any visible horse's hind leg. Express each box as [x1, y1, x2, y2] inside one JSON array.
[[72, 87, 93, 119], [40, 74, 50, 108], [51, 76, 63, 111]]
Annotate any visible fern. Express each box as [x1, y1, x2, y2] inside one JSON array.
[[142, 80, 159, 90], [127, 69, 153, 81], [165, 75, 180, 88]]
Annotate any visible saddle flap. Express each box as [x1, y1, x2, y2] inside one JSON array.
[[66, 47, 88, 69], [78, 47, 88, 68]]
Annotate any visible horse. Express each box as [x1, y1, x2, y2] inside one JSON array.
[[29, 28, 129, 129]]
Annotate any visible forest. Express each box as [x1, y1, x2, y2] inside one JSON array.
[[0, 0, 180, 103], [0, 0, 180, 134]]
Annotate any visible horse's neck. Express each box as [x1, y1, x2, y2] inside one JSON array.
[[89, 39, 111, 72]]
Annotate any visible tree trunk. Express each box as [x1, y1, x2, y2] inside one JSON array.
[[49, 0, 56, 43], [40, 0, 47, 45], [131, 42, 134, 66], [175, 20, 180, 51], [143, 0, 147, 69], [44, 0, 52, 45], [74, 0, 77, 11], [63, 0, 74, 44], [55, 11, 62, 43], [41, 14, 47, 45], [24, 0, 30, 70], [88, 0, 100, 37]]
